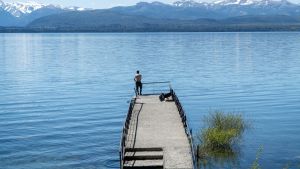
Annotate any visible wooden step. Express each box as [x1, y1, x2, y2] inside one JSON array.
[[123, 159, 163, 169], [125, 147, 163, 152], [125, 151, 163, 160], [123, 166, 163, 169]]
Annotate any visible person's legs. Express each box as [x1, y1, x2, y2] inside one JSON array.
[[135, 82, 139, 95], [139, 83, 142, 95]]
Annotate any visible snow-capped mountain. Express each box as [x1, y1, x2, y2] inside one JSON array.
[[173, 0, 296, 7], [2, 1, 46, 17], [110, 0, 300, 20], [0, 0, 86, 17], [173, 0, 209, 7], [0, 0, 88, 26]]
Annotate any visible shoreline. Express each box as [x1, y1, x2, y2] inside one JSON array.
[[2, 24, 300, 33]]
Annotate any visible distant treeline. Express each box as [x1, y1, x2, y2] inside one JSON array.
[[1, 24, 300, 33]]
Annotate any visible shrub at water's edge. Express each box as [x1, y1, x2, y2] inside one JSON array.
[[196, 111, 249, 159], [196, 111, 249, 164]]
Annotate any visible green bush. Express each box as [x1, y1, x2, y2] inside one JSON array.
[[197, 111, 249, 157], [201, 128, 238, 150]]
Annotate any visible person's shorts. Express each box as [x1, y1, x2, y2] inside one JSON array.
[[136, 82, 142, 87]]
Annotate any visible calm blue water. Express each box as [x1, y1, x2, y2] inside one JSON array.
[[0, 33, 300, 169]]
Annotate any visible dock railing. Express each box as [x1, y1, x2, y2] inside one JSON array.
[[139, 81, 172, 96], [171, 90, 196, 167], [119, 81, 195, 168], [119, 97, 136, 169]]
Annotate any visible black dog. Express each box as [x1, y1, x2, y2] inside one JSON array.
[[159, 92, 172, 102]]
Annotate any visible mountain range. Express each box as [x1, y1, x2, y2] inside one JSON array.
[[109, 0, 300, 20], [1, 0, 300, 31], [0, 0, 86, 26]]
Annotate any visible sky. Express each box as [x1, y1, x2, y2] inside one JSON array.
[[3, 0, 300, 9]]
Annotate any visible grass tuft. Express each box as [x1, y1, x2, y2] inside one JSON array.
[[197, 111, 249, 154], [196, 111, 249, 168]]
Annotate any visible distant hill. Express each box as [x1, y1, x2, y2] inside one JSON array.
[[27, 10, 217, 31], [222, 15, 300, 24], [26, 11, 300, 32]]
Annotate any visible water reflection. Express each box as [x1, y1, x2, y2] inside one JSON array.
[[197, 146, 241, 169]]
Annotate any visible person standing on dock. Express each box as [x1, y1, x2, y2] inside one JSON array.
[[134, 70, 142, 95]]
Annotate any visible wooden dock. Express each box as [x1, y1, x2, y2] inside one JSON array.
[[120, 83, 195, 169]]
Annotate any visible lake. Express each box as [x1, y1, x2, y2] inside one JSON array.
[[0, 33, 300, 169]]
